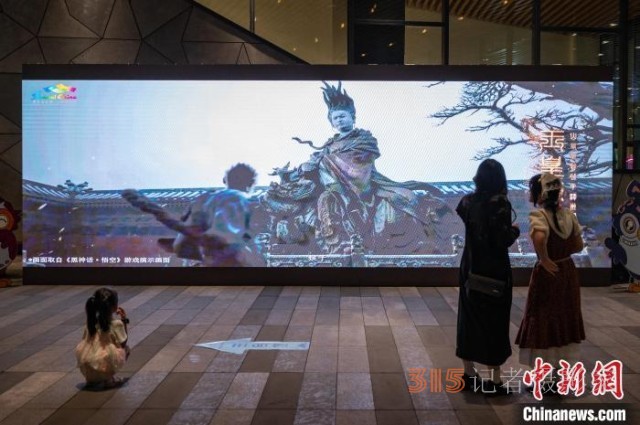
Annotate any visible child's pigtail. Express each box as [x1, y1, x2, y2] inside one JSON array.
[[96, 290, 111, 333], [85, 287, 119, 335], [86, 296, 97, 337]]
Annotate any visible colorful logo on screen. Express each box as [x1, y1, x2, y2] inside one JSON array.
[[32, 84, 77, 101]]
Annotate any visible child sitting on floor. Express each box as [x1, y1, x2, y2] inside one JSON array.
[[75, 287, 130, 388]]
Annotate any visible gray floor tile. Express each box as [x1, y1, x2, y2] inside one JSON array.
[[0, 285, 633, 425]]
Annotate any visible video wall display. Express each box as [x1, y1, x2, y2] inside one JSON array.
[[22, 68, 612, 268]]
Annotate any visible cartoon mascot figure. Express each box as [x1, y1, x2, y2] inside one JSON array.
[[605, 180, 640, 292], [0, 197, 20, 286]]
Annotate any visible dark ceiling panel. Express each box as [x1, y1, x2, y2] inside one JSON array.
[[39, 0, 97, 37], [236, 43, 250, 64], [184, 7, 245, 42], [39, 37, 98, 63], [183, 41, 242, 64], [103, 0, 140, 39], [0, 13, 34, 60], [0, 38, 43, 72], [0, 138, 20, 172], [0, 0, 48, 34], [144, 9, 189, 64], [0, 73, 21, 125], [72, 38, 140, 63], [244, 42, 293, 64], [130, 0, 190, 37], [135, 42, 171, 64], [0, 134, 20, 154], [0, 114, 20, 133], [67, 0, 115, 36]]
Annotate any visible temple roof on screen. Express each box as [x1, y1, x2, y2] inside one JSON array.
[[23, 178, 612, 204]]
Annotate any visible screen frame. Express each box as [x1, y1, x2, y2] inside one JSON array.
[[22, 64, 613, 286]]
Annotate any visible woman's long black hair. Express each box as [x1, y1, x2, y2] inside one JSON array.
[[85, 287, 118, 337], [473, 159, 508, 198], [471, 159, 515, 234]]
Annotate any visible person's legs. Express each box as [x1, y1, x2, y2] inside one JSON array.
[[488, 365, 502, 384], [461, 360, 481, 392], [462, 360, 476, 376], [484, 364, 509, 396]]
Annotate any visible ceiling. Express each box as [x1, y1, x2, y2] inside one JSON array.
[[408, 0, 640, 29]]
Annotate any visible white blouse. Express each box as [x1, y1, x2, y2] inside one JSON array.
[[529, 208, 580, 240]]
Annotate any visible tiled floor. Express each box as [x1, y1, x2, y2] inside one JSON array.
[[0, 285, 638, 425]]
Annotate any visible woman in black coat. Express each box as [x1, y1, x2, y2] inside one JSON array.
[[456, 159, 520, 395]]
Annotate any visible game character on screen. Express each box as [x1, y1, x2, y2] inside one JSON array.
[[267, 81, 449, 255], [173, 163, 265, 266], [516, 173, 586, 394], [75, 287, 130, 389], [122, 164, 265, 266]]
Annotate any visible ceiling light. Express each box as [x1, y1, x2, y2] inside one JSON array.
[[457, 16, 464, 21], [421, 29, 427, 34], [361, 53, 367, 57], [609, 22, 618, 27], [388, 42, 394, 47], [314, 37, 319, 43], [340, 22, 345, 29]]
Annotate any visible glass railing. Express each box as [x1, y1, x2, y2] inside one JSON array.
[[196, 0, 347, 64]]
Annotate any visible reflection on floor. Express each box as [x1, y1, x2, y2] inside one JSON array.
[[0, 285, 638, 425]]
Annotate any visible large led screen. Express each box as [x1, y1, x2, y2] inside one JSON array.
[[22, 69, 612, 268]]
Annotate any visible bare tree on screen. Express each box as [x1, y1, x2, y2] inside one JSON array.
[[429, 81, 612, 177]]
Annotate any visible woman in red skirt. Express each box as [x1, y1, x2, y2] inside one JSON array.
[[516, 173, 586, 389]]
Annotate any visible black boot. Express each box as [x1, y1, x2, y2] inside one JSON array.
[[462, 373, 481, 392]]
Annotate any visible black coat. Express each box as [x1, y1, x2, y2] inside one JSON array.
[[455, 193, 520, 366]]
